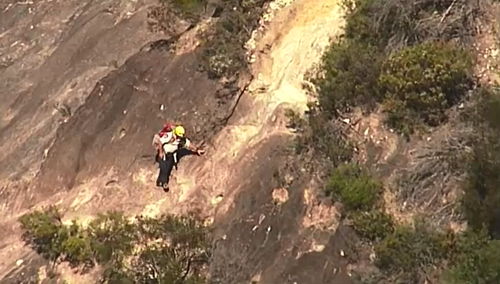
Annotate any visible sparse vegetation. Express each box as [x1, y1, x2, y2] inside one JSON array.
[[291, 106, 354, 167], [148, 0, 272, 79], [460, 87, 500, 239], [148, 0, 207, 34], [199, 0, 270, 79], [298, 0, 500, 283], [307, 0, 480, 136], [19, 207, 210, 283], [349, 88, 500, 284]]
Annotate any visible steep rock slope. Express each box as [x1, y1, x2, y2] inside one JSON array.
[[0, 0, 169, 208], [0, 0, 354, 283]]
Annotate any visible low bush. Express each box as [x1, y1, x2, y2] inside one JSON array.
[[19, 206, 67, 264], [360, 226, 500, 284], [374, 220, 453, 283], [342, 0, 483, 50], [351, 210, 394, 242], [461, 88, 500, 239], [19, 207, 211, 283], [326, 163, 382, 211], [148, 0, 207, 34], [168, 0, 207, 16], [314, 39, 473, 136], [379, 41, 473, 134], [314, 41, 384, 116], [444, 229, 500, 284]]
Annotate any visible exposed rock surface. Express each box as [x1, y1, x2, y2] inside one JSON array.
[[0, 0, 356, 283]]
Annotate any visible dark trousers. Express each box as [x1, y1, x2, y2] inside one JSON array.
[[156, 152, 175, 187]]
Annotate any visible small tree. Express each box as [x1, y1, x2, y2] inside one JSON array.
[[19, 208, 211, 284], [86, 211, 137, 265], [60, 221, 93, 268], [122, 214, 210, 284]]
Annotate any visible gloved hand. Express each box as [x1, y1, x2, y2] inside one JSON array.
[[196, 149, 205, 156]]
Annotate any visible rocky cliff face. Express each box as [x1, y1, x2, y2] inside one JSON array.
[[0, 0, 356, 283]]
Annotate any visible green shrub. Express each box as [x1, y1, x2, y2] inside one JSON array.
[[341, 0, 382, 47], [86, 211, 137, 265], [18, 207, 211, 284], [379, 41, 473, 134], [461, 88, 500, 238], [147, 0, 207, 35], [352, 210, 394, 241], [161, 0, 206, 22], [443, 229, 500, 284], [326, 163, 382, 211], [314, 40, 383, 116], [61, 221, 93, 267], [374, 221, 452, 282], [308, 0, 478, 138], [18, 206, 67, 264], [169, 0, 206, 14]]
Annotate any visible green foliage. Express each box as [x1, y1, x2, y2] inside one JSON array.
[[314, 41, 383, 116], [19, 207, 210, 284], [326, 163, 382, 211], [342, 0, 482, 49], [379, 42, 473, 134], [341, 0, 379, 46], [19, 206, 66, 263], [87, 211, 137, 264], [460, 88, 500, 239], [314, 39, 472, 135], [444, 229, 500, 284], [200, 0, 270, 78], [373, 221, 452, 282], [350, 87, 500, 284], [148, 0, 270, 78], [351, 210, 394, 242], [308, 0, 490, 283], [60, 221, 93, 267], [169, 0, 206, 15], [284, 108, 307, 131], [147, 0, 207, 35], [308, 0, 477, 138]]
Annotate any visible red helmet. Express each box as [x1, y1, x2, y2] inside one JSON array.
[[162, 123, 174, 132]]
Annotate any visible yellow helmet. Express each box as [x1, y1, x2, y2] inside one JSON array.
[[173, 125, 185, 137]]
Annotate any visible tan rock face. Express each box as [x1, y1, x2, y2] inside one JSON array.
[[0, 0, 355, 282]]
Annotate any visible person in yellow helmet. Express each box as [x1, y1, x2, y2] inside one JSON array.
[[153, 124, 205, 192]]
